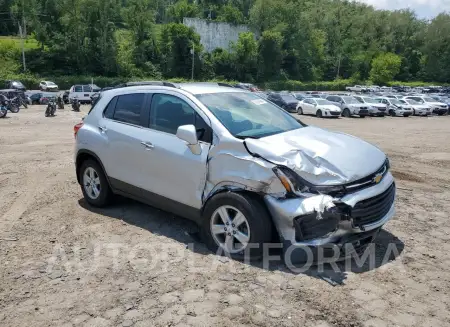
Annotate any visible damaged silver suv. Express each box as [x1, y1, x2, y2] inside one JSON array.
[[74, 82, 396, 262]]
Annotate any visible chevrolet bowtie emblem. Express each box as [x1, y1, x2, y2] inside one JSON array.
[[373, 173, 383, 184]]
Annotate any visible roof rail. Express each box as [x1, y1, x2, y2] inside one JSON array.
[[114, 81, 179, 89]]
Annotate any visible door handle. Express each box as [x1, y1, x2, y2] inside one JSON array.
[[98, 126, 107, 133], [141, 141, 154, 150]]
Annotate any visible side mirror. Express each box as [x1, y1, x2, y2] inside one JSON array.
[[176, 124, 201, 155]]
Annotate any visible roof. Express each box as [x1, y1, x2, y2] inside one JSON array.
[[177, 82, 242, 95]]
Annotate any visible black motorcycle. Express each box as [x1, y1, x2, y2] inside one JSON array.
[[45, 98, 57, 117], [57, 95, 64, 109], [7, 97, 21, 113], [0, 95, 7, 118], [72, 98, 80, 112]]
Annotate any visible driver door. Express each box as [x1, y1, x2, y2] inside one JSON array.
[[137, 92, 211, 211]]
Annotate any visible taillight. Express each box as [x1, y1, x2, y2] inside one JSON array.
[[74, 122, 84, 138]]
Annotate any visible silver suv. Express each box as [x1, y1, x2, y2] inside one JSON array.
[[74, 83, 396, 262], [326, 95, 370, 117]]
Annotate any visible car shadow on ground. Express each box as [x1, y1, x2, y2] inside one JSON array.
[[78, 196, 404, 286]]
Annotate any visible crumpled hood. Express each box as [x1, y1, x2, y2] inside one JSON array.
[[245, 126, 386, 185]]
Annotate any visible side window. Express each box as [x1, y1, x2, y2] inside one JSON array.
[[150, 94, 211, 143], [74, 85, 82, 92], [103, 97, 117, 119], [113, 93, 144, 125]]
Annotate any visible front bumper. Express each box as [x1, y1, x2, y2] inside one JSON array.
[[433, 107, 448, 115], [264, 172, 396, 262]]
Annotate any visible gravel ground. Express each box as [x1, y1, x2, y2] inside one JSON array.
[[1, 105, 449, 327]]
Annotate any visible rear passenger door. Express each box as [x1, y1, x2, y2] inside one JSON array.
[[138, 92, 211, 210], [98, 92, 151, 191]]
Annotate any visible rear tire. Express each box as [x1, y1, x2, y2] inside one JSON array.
[[360, 115, 366, 118], [201, 192, 273, 260], [79, 159, 112, 207], [0, 108, 7, 118]]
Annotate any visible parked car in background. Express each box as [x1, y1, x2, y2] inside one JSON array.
[[399, 99, 430, 116], [234, 83, 260, 92], [5, 80, 26, 91], [68, 84, 101, 104], [39, 94, 57, 105], [345, 85, 367, 92], [403, 95, 448, 115], [39, 81, 59, 91], [297, 98, 341, 117], [326, 95, 369, 117], [29, 92, 44, 104], [354, 96, 387, 116], [376, 97, 413, 117], [267, 93, 299, 113], [74, 82, 396, 262], [292, 92, 306, 101]]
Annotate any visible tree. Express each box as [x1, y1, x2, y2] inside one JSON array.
[[160, 23, 203, 78], [217, 2, 245, 24], [257, 30, 283, 81], [231, 31, 257, 81], [166, 0, 200, 23], [369, 53, 402, 85]]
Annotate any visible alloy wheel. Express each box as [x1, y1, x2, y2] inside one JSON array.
[[83, 167, 101, 200], [210, 205, 250, 254]]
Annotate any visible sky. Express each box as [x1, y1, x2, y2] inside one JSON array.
[[355, 0, 450, 19]]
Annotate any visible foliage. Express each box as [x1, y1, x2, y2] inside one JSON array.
[[369, 53, 402, 85], [2, 0, 450, 84]]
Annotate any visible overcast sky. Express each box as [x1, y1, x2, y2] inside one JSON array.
[[355, 0, 450, 19]]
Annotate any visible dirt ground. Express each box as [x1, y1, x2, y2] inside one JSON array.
[[1, 105, 449, 327]]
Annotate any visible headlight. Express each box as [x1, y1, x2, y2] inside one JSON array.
[[272, 166, 345, 197]]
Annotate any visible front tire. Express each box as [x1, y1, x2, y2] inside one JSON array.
[[9, 105, 20, 113], [342, 108, 351, 117], [0, 108, 7, 118], [201, 192, 273, 260], [316, 110, 323, 118], [297, 107, 303, 115], [79, 160, 112, 207], [389, 109, 396, 116]]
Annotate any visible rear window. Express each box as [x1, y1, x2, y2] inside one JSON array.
[[82, 85, 91, 92], [74, 85, 82, 92], [112, 94, 145, 125]]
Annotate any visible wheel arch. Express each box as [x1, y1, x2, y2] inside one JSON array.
[[76, 150, 111, 188]]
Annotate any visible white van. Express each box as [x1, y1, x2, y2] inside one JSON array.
[[68, 84, 101, 103]]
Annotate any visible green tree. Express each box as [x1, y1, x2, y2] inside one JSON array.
[[160, 23, 203, 78], [231, 31, 257, 81], [166, 0, 200, 23], [369, 53, 402, 85], [257, 30, 283, 81], [217, 2, 245, 24]]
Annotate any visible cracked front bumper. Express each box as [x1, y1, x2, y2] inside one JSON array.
[[264, 172, 396, 262]]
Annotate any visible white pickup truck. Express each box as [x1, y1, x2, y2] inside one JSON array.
[[68, 84, 101, 104], [345, 85, 368, 92]]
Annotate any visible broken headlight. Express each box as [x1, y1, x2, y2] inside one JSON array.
[[273, 166, 346, 197]]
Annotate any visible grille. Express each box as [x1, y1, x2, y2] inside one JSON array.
[[330, 111, 340, 116], [359, 109, 369, 114], [343, 160, 389, 193], [351, 183, 395, 228], [378, 108, 386, 111]]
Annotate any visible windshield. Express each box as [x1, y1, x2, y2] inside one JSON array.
[[47, 82, 56, 86], [362, 97, 379, 104], [280, 94, 297, 102], [316, 99, 332, 105], [423, 97, 436, 102], [196, 92, 304, 139], [342, 96, 359, 104], [390, 99, 402, 105], [405, 99, 420, 105]]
